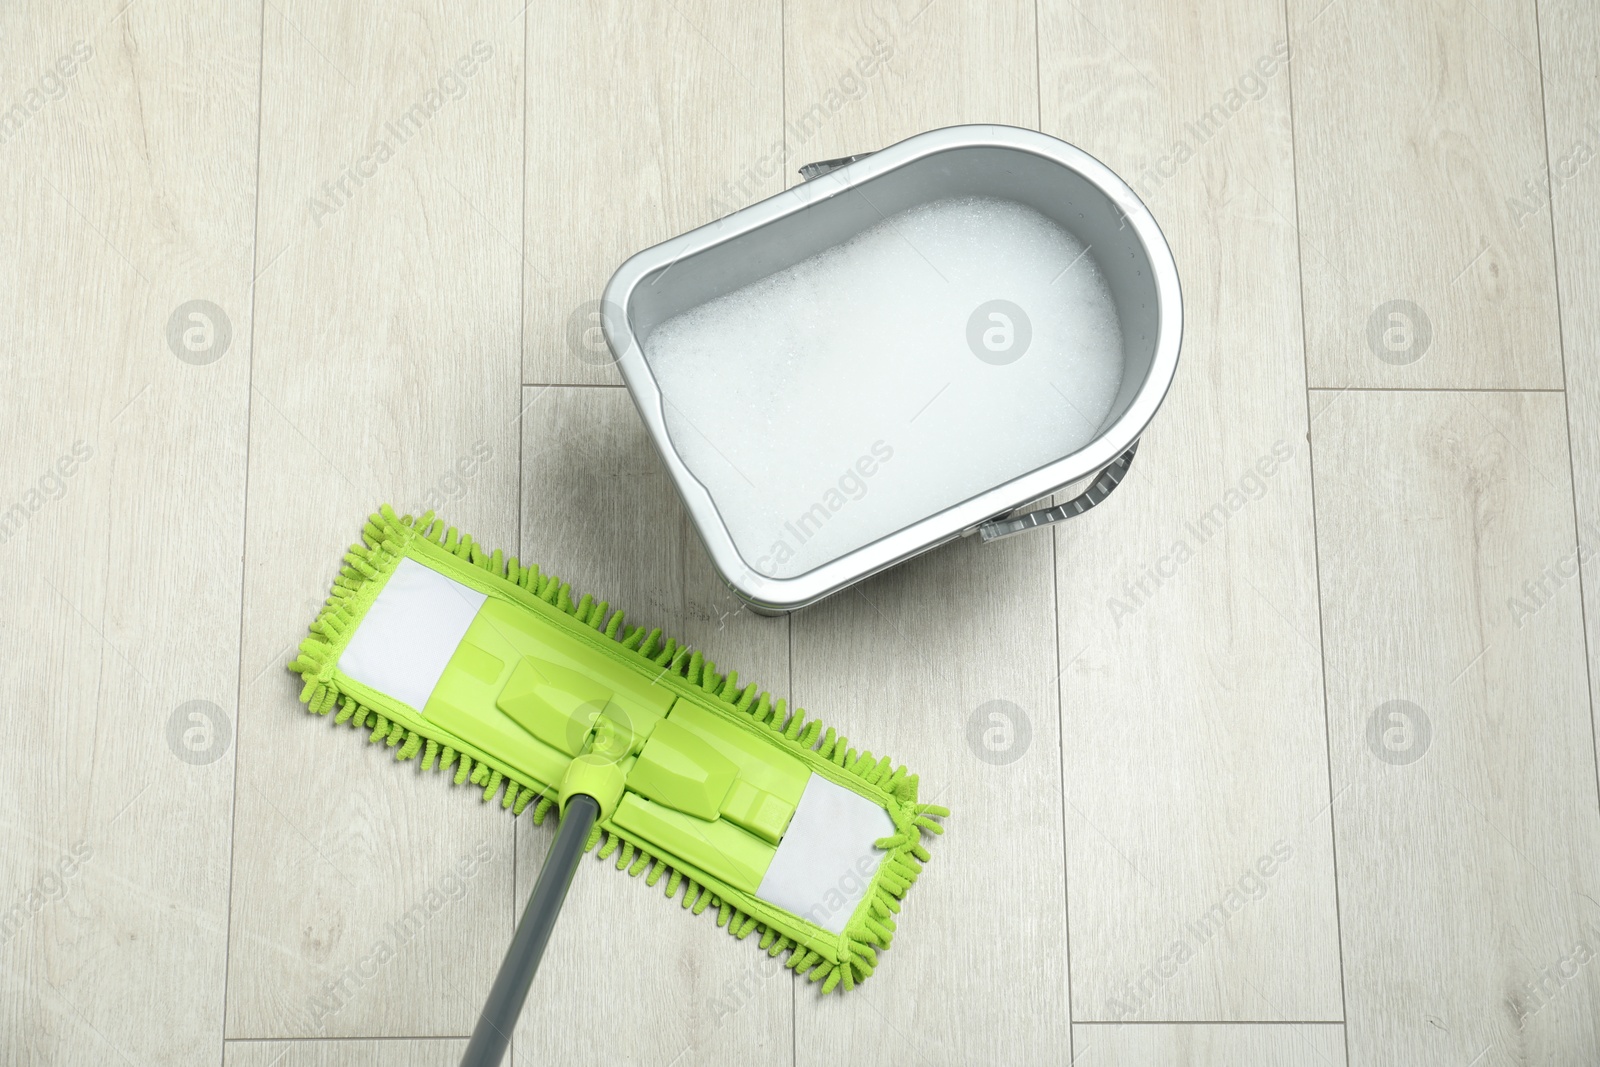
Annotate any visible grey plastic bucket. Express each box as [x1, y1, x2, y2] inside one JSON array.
[[602, 124, 1182, 614]]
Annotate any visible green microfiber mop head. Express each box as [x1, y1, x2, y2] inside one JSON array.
[[288, 506, 946, 993]]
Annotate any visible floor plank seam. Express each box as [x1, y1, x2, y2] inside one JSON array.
[[1281, 0, 1354, 1054], [1528, 0, 1600, 822], [217, 2, 270, 1053], [1072, 1020, 1348, 1026], [1306, 386, 1566, 393]]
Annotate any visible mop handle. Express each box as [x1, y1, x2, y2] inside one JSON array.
[[460, 793, 601, 1067]]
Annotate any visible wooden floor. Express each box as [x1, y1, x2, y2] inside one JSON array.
[[3, 1, 1597, 1064]]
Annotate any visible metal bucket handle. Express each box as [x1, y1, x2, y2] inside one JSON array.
[[976, 440, 1138, 543], [797, 153, 876, 181]]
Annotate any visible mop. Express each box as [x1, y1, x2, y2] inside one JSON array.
[[288, 506, 947, 1063]]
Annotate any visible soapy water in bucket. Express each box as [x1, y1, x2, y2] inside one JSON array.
[[644, 195, 1125, 579]]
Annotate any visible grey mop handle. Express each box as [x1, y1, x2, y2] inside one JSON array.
[[460, 793, 600, 1067]]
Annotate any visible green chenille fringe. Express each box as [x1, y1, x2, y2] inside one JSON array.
[[287, 505, 947, 994]]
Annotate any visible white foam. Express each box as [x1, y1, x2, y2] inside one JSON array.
[[643, 195, 1125, 578]]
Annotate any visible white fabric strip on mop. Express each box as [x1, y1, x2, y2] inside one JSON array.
[[756, 772, 896, 934], [336, 557, 486, 711]]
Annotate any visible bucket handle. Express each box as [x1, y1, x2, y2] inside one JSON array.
[[798, 153, 876, 181], [976, 440, 1138, 543]]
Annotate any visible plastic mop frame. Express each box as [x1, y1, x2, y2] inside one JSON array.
[[288, 507, 947, 1059]]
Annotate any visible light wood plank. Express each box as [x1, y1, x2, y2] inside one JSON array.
[[1312, 390, 1600, 1065], [1071, 1023, 1346, 1066], [224, 0, 525, 1038], [1287, 0, 1562, 388], [514, 386, 791, 1064], [0, 2, 256, 1063], [1536, 0, 1600, 808], [523, 0, 782, 386], [780, 2, 1066, 1063], [1038, 0, 1343, 1021], [788, 539, 1068, 1064], [225, 1038, 465, 1067], [783, 0, 1036, 171]]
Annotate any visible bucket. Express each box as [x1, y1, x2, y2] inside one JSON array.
[[602, 124, 1182, 613]]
